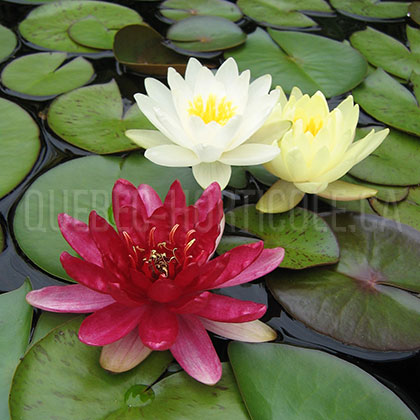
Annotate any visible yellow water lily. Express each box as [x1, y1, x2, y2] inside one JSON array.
[[254, 87, 389, 213], [126, 57, 285, 189]]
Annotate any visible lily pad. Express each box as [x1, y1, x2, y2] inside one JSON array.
[[349, 127, 420, 186], [1, 53, 94, 97], [160, 0, 242, 22], [237, 0, 332, 28], [47, 80, 154, 154], [350, 26, 420, 80], [113, 25, 188, 76], [0, 279, 32, 420], [229, 342, 416, 420], [0, 24, 17, 62], [330, 0, 410, 20], [226, 27, 367, 96], [31, 312, 79, 345], [409, 2, 420, 25], [13, 153, 201, 281], [353, 68, 420, 137], [0, 98, 40, 198], [19, 1, 142, 53], [268, 213, 420, 350], [222, 204, 339, 269], [166, 16, 246, 52]]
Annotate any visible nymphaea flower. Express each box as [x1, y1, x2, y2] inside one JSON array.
[[253, 87, 389, 213], [125, 57, 287, 190], [26, 179, 284, 385]]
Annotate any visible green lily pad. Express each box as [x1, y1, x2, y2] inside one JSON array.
[[0, 279, 32, 420], [13, 153, 201, 281], [226, 27, 367, 96], [160, 0, 242, 21], [47, 80, 154, 154], [222, 204, 339, 269], [370, 187, 420, 231], [237, 0, 332, 28], [349, 127, 420, 186], [1, 53, 94, 97], [350, 26, 420, 80], [409, 2, 420, 25], [19, 1, 142, 53], [10, 318, 247, 420], [268, 212, 420, 350], [247, 165, 278, 186], [330, 0, 410, 20], [31, 312, 79, 345], [0, 98, 41, 199], [353, 68, 420, 136], [229, 342, 416, 420], [0, 24, 17, 62], [113, 25, 188, 76], [166, 16, 246, 52]]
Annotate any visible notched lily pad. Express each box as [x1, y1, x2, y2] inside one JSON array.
[[330, 0, 410, 20], [167, 16, 246, 52], [221, 204, 339, 269], [47, 80, 154, 154], [226, 27, 367, 96], [268, 212, 420, 350], [19, 0, 143, 53], [0, 24, 17, 62], [1, 52, 94, 97], [114, 25, 188, 76]]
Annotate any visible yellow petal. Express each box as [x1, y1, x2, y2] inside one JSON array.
[[317, 180, 377, 201]]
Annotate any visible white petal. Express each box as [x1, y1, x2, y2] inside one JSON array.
[[219, 143, 280, 165], [246, 120, 291, 145], [215, 57, 239, 85], [294, 181, 329, 194], [145, 145, 200, 167], [185, 57, 203, 86], [125, 129, 171, 148], [192, 161, 231, 189], [317, 180, 377, 201]]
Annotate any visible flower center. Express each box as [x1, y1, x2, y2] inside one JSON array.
[[293, 111, 324, 136], [188, 94, 237, 126]]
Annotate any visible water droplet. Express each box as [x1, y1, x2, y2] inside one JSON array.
[[124, 384, 155, 407]]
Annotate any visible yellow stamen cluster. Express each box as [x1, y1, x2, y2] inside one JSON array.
[[188, 94, 236, 126], [293, 110, 324, 136]]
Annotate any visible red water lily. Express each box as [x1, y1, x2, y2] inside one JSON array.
[[27, 179, 284, 384]]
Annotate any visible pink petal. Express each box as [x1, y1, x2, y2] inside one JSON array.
[[112, 178, 148, 223], [100, 328, 152, 373], [60, 252, 119, 293], [200, 318, 277, 342], [26, 284, 115, 313], [164, 180, 186, 212], [194, 293, 266, 322], [194, 182, 222, 224], [147, 278, 182, 303], [138, 304, 179, 350], [79, 303, 144, 346], [217, 247, 284, 288], [138, 184, 163, 217], [170, 291, 210, 313], [170, 314, 222, 385], [58, 213, 103, 266]]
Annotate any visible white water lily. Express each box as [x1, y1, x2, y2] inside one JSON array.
[[126, 57, 283, 189], [255, 87, 389, 213]]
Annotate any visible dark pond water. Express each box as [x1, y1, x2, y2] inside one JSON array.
[[1, 0, 419, 416]]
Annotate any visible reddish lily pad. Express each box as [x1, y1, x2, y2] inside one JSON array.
[[13, 153, 201, 281], [166, 16, 246, 52], [9, 318, 247, 420], [221, 204, 339, 269], [229, 342, 416, 420], [330, 0, 410, 20], [113, 25, 188, 76], [0, 24, 17, 62], [268, 213, 420, 350]]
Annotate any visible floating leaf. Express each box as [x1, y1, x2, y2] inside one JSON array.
[[229, 342, 416, 420], [237, 0, 332, 28], [247, 165, 277, 186], [350, 26, 420, 80], [222, 204, 339, 269], [13, 153, 201, 281], [349, 127, 420, 186], [353, 68, 420, 136], [0, 98, 40, 198], [1, 53, 94, 97], [268, 213, 420, 350], [226, 27, 367, 96], [160, 0, 242, 21], [113, 25, 188, 76], [31, 312, 79, 345], [0, 24, 17, 62], [0, 279, 32, 420], [167, 16, 246, 52], [19, 1, 142, 53], [330, 0, 410, 20], [409, 2, 420, 25], [47, 80, 153, 154]]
